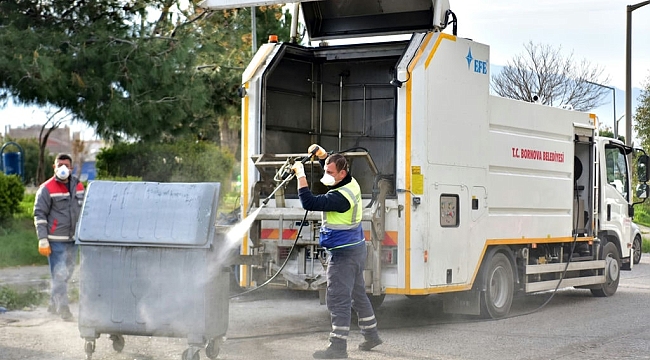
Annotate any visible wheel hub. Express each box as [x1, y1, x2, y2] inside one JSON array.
[[605, 255, 619, 282]]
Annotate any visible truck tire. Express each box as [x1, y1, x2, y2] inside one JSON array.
[[591, 242, 620, 297], [480, 252, 514, 319], [633, 235, 642, 265]]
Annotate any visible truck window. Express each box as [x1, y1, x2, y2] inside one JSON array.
[[605, 146, 629, 199]]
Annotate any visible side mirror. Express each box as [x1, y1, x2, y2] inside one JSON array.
[[636, 183, 648, 199], [637, 154, 649, 182]]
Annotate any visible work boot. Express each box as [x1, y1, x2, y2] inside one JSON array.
[[313, 341, 347, 359], [358, 336, 383, 351], [47, 304, 57, 315], [59, 305, 74, 321]]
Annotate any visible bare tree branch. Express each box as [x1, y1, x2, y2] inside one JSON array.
[[492, 42, 610, 112], [36, 107, 72, 184]]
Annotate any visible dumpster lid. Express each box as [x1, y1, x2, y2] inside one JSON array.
[[76, 181, 221, 248], [301, 0, 437, 40]]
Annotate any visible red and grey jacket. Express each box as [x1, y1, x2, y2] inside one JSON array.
[[33, 176, 85, 242]]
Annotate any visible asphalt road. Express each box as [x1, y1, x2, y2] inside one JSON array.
[[1, 256, 649, 360]]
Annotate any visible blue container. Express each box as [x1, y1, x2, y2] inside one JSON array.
[[1, 142, 25, 181], [2, 152, 22, 177], [80, 161, 96, 181]]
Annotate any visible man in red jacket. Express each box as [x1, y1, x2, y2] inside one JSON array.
[[33, 153, 85, 321]]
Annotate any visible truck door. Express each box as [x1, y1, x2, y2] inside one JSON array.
[[603, 145, 632, 246], [429, 185, 470, 286]]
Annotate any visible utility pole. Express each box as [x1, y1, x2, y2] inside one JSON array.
[[625, 1, 650, 146], [251, 6, 257, 53]]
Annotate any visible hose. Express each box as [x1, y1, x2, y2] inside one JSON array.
[[229, 209, 310, 299]]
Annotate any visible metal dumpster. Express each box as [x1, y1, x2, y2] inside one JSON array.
[[75, 181, 230, 360]]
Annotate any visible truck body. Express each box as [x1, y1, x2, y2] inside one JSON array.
[[211, 0, 649, 317]]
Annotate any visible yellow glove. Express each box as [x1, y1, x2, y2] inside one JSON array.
[[308, 144, 327, 160], [38, 239, 51, 257], [291, 162, 305, 178]]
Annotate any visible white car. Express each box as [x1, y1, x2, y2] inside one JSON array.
[[632, 223, 643, 265]]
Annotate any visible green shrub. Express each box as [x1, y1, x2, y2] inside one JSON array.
[[0, 286, 46, 310], [644, 239, 650, 254], [0, 174, 25, 225], [14, 192, 35, 221], [96, 140, 234, 184]]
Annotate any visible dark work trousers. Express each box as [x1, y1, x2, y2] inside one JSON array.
[[326, 242, 379, 344]]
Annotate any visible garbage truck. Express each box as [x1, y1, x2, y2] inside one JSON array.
[[202, 0, 650, 318]]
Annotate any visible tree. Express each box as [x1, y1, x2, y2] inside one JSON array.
[[599, 126, 625, 143], [1, 1, 293, 150], [34, 108, 72, 185], [492, 42, 611, 112], [183, 5, 293, 156], [0, 1, 212, 142], [634, 76, 650, 151]]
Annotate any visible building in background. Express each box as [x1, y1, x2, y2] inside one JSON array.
[[8, 125, 74, 155], [6, 125, 104, 181]]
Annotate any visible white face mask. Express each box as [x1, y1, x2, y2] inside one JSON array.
[[55, 165, 70, 181], [320, 173, 336, 186]]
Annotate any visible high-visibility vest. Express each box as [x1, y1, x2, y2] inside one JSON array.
[[322, 178, 362, 230]]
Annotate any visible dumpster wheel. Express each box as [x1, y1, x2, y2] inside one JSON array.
[[205, 337, 223, 359], [109, 334, 125, 352], [182, 347, 200, 360], [84, 339, 95, 360]]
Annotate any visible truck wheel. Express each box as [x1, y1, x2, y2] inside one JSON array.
[[591, 242, 620, 297], [480, 252, 514, 319], [633, 235, 642, 265]]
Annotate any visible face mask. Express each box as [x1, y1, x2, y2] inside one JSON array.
[[320, 173, 336, 186], [55, 165, 70, 181]]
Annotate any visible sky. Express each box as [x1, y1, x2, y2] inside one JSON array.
[[2, 0, 650, 139]]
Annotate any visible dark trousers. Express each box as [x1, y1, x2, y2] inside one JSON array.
[[326, 243, 378, 344]]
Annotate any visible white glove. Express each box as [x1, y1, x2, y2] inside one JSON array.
[[308, 144, 327, 160], [38, 239, 51, 257], [291, 162, 305, 178]]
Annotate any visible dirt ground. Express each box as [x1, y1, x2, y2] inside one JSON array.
[[1, 246, 649, 360], [0, 288, 334, 360]]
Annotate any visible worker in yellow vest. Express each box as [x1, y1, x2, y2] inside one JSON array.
[[292, 145, 382, 359]]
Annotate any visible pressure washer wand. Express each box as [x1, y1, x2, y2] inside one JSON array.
[[262, 172, 295, 205], [261, 149, 318, 206]]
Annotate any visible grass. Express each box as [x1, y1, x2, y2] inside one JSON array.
[[0, 217, 46, 268]]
